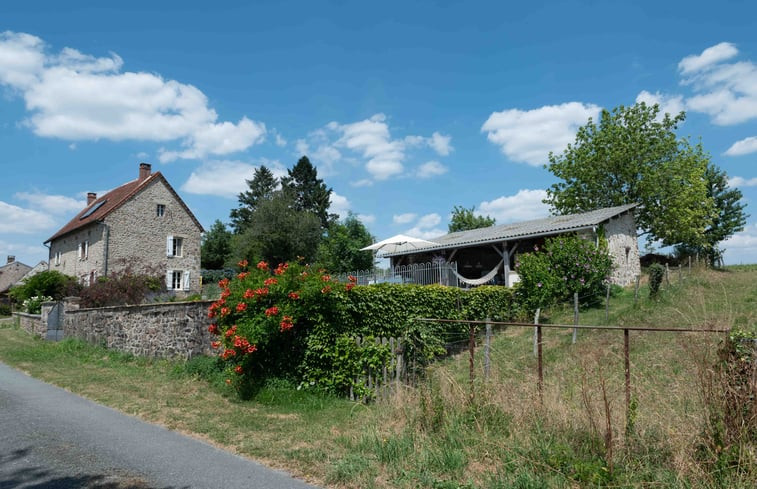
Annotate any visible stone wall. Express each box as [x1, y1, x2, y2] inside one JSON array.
[[63, 300, 214, 358], [604, 212, 641, 286], [13, 311, 44, 336]]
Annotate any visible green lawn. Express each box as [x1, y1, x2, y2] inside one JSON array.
[[1, 265, 755, 488]]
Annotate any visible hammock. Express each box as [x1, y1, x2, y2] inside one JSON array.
[[451, 259, 504, 286]]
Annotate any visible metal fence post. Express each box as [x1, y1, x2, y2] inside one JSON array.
[[484, 319, 492, 380]]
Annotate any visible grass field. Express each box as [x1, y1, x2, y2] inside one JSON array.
[[1, 265, 755, 488]]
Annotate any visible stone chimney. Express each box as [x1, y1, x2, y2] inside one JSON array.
[[7, 255, 15, 264], [139, 162, 152, 181], [87, 192, 97, 206]]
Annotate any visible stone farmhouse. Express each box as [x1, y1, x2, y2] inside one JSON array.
[[45, 163, 204, 296], [0, 256, 32, 304], [383, 204, 641, 287]]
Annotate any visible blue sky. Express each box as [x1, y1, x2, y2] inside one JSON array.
[[2, 0, 757, 267]]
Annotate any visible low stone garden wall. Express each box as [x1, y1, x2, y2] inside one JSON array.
[[13, 311, 44, 336], [63, 299, 215, 358]]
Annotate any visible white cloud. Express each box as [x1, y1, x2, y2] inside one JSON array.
[[428, 132, 453, 156], [393, 213, 417, 225], [722, 223, 757, 265], [725, 136, 757, 156], [477, 189, 550, 223], [181, 160, 286, 198], [0, 31, 266, 161], [334, 114, 405, 180], [400, 213, 445, 240], [0, 201, 57, 233], [295, 139, 309, 155], [351, 179, 373, 187], [635, 90, 685, 118], [0, 239, 48, 264], [416, 160, 448, 179], [329, 192, 351, 219], [417, 213, 441, 229], [357, 214, 375, 225], [272, 130, 286, 147], [678, 42, 757, 126], [678, 42, 738, 75], [14, 192, 85, 215], [728, 175, 757, 187], [481, 102, 601, 166]]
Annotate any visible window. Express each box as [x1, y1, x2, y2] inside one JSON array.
[[156, 204, 165, 217], [78, 241, 89, 260], [166, 236, 183, 257], [166, 270, 191, 291], [54, 251, 61, 266]]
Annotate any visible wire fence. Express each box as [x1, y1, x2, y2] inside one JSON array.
[[337, 262, 461, 287]]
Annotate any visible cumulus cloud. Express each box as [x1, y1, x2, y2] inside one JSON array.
[[728, 175, 757, 187], [635, 90, 685, 118], [299, 115, 451, 182], [416, 160, 448, 178], [393, 213, 417, 225], [722, 223, 757, 264], [0, 201, 57, 233], [14, 192, 85, 215], [0, 31, 266, 161], [357, 214, 375, 225], [678, 42, 757, 126], [329, 192, 351, 219], [678, 42, 739, 75], [725, 136, 757, 156], [181, 160, 286, 198], [477, 189, 550, 223], [481, 102, 601, 166]]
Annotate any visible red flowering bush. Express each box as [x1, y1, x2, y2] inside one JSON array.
[[207, 258, 352, 395]]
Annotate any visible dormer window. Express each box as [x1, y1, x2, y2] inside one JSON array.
[[157, 204, 165, 217]]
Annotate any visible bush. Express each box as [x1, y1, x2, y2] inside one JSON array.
[[9, 270, 79, 304], [78, 266, 165, 308], [648, 263, 665, 298], [208, 259, 519, 398], [22, 295, 53, 314], [515, 234, 614, 312]]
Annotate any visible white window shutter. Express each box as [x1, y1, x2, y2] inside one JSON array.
[[183, 270, 191, 291], [77, 243, 82, 259], [166, 235, 173, 256], [84, 240, 89, 259], [166, 270, 173, 290]]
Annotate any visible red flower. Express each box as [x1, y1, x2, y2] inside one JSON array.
[[233, 335, 250, 349], [280, 316, 294, 332], [238, 259, 249, 269], [208, 310, 216, 319], [288, 291, 300, 300], [237, 271, 249, 280], [234, 365, 244, 375], [246, 345, 257, 354], [265, 306, 280, 317], [225, 325, 237, 338], [321, 274, 331, 282], [264, 277, 278, 286], [274, 263, 289, 275], [211, 341, 221, 349], [235, 302, 247, 312], [221, 288, 231, 299], [348, 275, 357, 283], [243, 289, 255, 299], [321, 285, 331, 294], [221, 348, 236, 359], [208, 324, 219, 334], [257, 260, 269, 270], [218, 278, 230, 288], [220, 307, 230, 317], [255, 287, 269, 297], [346, 283, 355, 292]]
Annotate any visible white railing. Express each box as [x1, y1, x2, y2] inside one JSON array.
[[338, 262, 460, 287]]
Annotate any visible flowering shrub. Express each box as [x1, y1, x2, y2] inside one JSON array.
[[516, 234, 614, 311], [22, 295, 53, 314], [208, 258, 352, 395]]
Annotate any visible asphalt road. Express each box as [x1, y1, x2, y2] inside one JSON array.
[[0, 361, 319, 489]]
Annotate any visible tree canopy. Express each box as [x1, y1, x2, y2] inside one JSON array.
[[317, 213, 375, 273], [201, 220, 233, 269], [448, 206, 496, 233], [281, 156, 334, 230], [544, 103, 719, 248], [229, 165, 278, 234]]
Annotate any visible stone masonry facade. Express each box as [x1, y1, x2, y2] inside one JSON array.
[[604, 212, 641, 286], [48, 164, 202, 297], [63, 299, 214, 358]]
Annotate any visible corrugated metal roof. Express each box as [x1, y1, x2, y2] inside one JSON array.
[[384, 204, 638, 256]]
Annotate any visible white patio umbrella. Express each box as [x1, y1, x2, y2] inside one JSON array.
[[360, 234, 438, 256]]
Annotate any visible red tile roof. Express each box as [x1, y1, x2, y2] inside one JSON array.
[[45, 171, 204, 243]]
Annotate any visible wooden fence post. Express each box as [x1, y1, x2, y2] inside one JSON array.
[[468, 322, 475, 404], [665, 263, 670, 286], [484, 319, 492, 380], [573, 292, 579, 344], [533, 308, 541, 357], [634, 275, 640, 305], [605, 284, 610, 324]]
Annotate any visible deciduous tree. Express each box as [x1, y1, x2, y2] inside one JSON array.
[[317, 213, 375, 273], [448, 206, 496, 233], [201, 220, 233, 269]]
